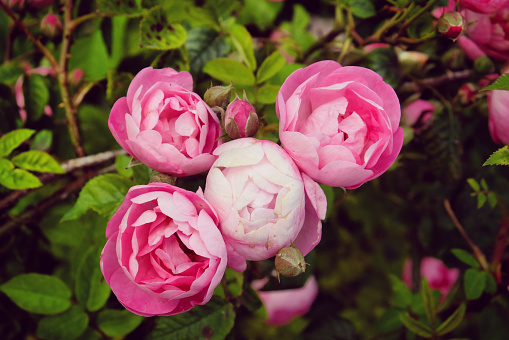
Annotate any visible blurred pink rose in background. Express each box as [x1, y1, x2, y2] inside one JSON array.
[[41, 13, 62, 37], [488, 89, 509, 145], [253, 276, 318, 326], [276, 60, 403, 189], [460, 0, 509, 14], [29, 0, 54, 8], [402, 257, 460, 300], [100, 183, 227, 316], [109, 67, 223, 176], [402, 99, 435, 127], [204, 138, 326, 272]]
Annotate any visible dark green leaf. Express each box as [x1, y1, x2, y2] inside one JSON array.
[[466, 178, 480, 192], [375, 308, 403, 333], [75, 246, 111, 312], [97, 309, 144, 337], [436, 303, 466, 335], [0, 64, 24, 85], [347, 0, 376, 19], [223, 268, 244, 298], [451, 248, 479, 268], [421, 278, 436, 326], [61, 173, 133, 221], [0, 162, 42, 190], [484, 146, 509, 166], [36, 305, 89, 340], [482, 73, 509, 91], [389, 274, 412, 309], [185, 27, 230, 75], [0, 128, 35, 157], [320, 184, 335, 221], [109, 16, 129, 69], [203, 58, 255, 85], [399, 313, 433, 337], [140, 6, 187, 50], [365, 47, 400, 88], [69, 31, 110, 81], [256, 51, 286, 84], [78, 105, 118, 155], [10, 179, 65, 216], [464, 268, 486, 300], [483, 272, 497, 294], [407, 13, 434, 38], [24, 74, 49, 121], [146, 297, 235, 340], [97, 0, 146, 16], [477, 193, 487, 208], [488, 192, 498, 208], [12, 150, 65, 174], [30, 129, 53, 152], [257, 84, 280, 104], [229, 24, 256, 71], [0, 273, 71, 315]]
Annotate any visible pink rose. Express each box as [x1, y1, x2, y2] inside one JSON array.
[[402, 257, 459, 300], [204, 138, 326, 272], [108, 67, 223, 176], [276, 60, 403, 189], [488, 89, 509, 144], [402, 99, 435, 127], [460, 0, 509, 14], [253, 276, 319, 326], [100, 183, 227, 316]]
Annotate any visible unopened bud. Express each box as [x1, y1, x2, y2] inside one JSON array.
[[457, 83, 476, 105], [441, 47, 465, 70], [41, 13, 62, 37], [275, 244, 306, 279], [204, 82, 233, 109], [474, 55, 495, 74], [223, 92, 258, 139], [437, 12, 464, 41]]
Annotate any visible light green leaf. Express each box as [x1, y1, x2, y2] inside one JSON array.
[[482, 73, 509, 91], [12, 150, 65, 174], [0, 273, 72, 315], [346, 0, 376, 19], [488, 192, 497, 208], [140, 6, 187, 50], [256, 51, 286, 84], [61, 174, 133, 221], [236, 0, 283, 31], [257, 84, 280, 104], [480, 179, 488, 190], [36, 305, 89, 340], [484, 146, 509, 166], [146, 297, 235, 340], [97, 0, 146, 16], [0, 64, 24, 85], [109, 16, 129, 69], [115, 154, 134, 178], [203, 58, 255, 85], [389, 274, 413, 309], [477, 193, 487, 208], [0, 128, 35, 157], [436, 303, 466, 335], [97, 309, 144, 337], [483, 271, 497, 294], [25, 74, 49, 121], [399, 313, 433, 337], [69, 31, 109, 82], [75, 246, 111, 312], [464, 268, 486, 300], [229, 24, 256, 71], [451, 248, 480, 269], [30, 129, 53, 151], [0, 164, 42, 190], [421, 278, 436, 327], [466, 178, 480, 192]]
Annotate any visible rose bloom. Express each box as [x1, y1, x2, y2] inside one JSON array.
[[402, 257, 459, 300], [109, 67, 223, 176], [204, 138, 326, 272], [252, 276, 319, 326], [488, 89, 509, 144], [460, 0, 509, 14], [276, 60, 403, 189], [100, 183, 227, 316], [402, 99, 435, 127]]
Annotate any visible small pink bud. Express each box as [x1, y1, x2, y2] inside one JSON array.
[[41, 13, 62, 37], [457, 83, 476, 104], [223, 94, 258, 139], [437, 12, 464, 41], [204, 82, 233, 109], [275, 244, 306, 279]]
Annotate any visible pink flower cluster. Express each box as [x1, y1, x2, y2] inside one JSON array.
[[103, 61, 402, 318]]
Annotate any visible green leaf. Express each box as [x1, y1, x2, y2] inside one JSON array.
[[61, 173, 133, 221], [69, 31, 109, 81], [223, 268, 244, 298], [389, 274, 412, 309], [236, 0, 283, 31], [203, 58, 255, 85], [477, 193, 487, 208], [97, 0, 146, 16], [0, 128, 35, 157], [257, 84, 280, 104], [480, 178, 488, 190], [75, 246, 111, 312], [115, 154, 134, 178], [0, 64, 24, 85], [436, 303, 466, 335], [466, 178, 480, 192], [399, 313, 433, 337], [464, 268, 486, 300], [365, 47, 400, 88], [347, 0, 376, 19], [185, 27, 230, 75], [229, 24, 256, 71], [0, 273, 72, 315], [11, 150, 65, 174], [421, 278, 435, 327], [25, 74, 49, 121], [256, 51, 286, 84], [451, 248, 480, 268], [482, 73, 509, 91], [0, 164, 42, 190], [109, 16, 129, 69], [320, 184, 335, 221], [97, 309, 144, 337], [36, 305, 89, 340], [30, 129, 53, 151], [140, 6, 187, 50], [483, 271, 497, 294], [146, 297, 235, 340], [407, 12, 434, 38], [488, 192, 497, 208], [484, 146, 509, 166]]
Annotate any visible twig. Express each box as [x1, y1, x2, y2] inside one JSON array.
[[444, 200, 489, 271], [400, 70, 473, 93], [299, 25, 345, 63]]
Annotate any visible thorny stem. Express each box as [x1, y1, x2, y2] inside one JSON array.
[[397, 0, 440, 38], [444, 200, 490, 271]]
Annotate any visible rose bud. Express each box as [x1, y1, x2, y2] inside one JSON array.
[[223, 93, 259, 139], [474, 55, 495, 74], [457, 83, 476, 105], [41, 13, 62, 37], [204, 82, 233, 109], [437, 12, 464, 41], [275, 244, 307, 279]]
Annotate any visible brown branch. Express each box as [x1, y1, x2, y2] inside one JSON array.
[[399, 70, 473, 93]]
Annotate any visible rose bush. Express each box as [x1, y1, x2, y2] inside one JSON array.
[[108, 67, 223, 176], [488, 89, 509, 145], [460, 0, 509, 14], [100, 183, 227, 316], [276, 60, 403, 189], [204, 138, 326, 272]]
